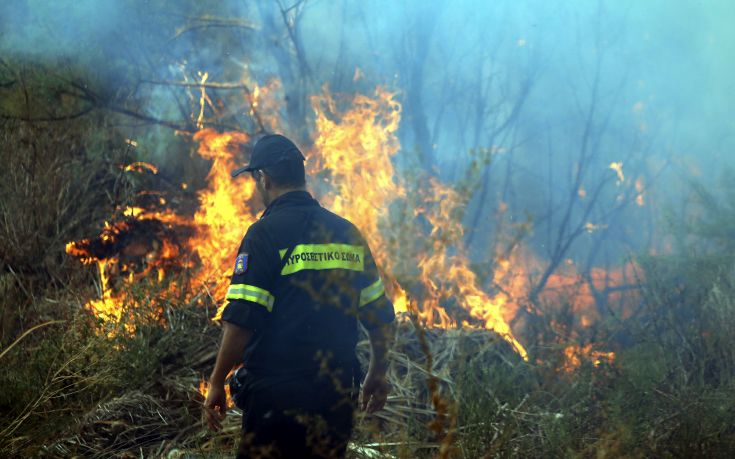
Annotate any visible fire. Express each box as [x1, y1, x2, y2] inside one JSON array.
[[65, 165, 189, 332], [309, 88, 527, 360], [189, 129, 256, 319], [541, 260, 641, 327], [584, 222, 607, 233], [308, 87, 411, 319], [196, 71, 212, 129], [65, 130, 259, 332], [247, 78, 283, 132], [198, 377, 235, 409], [609, 162, 625, 183], [309, 87, 404, 260], [123, 162, 158, 174], [66, 84, 638, 369], [66, 130, 259, 331], [85, 259, 120, 323], [536, 259, 640, 370], [562, 344, 615, 372]]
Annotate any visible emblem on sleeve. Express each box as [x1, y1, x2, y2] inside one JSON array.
[[234, 253, 249, 275]]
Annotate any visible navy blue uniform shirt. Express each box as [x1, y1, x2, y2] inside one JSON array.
[[220, 191, 395, 375]]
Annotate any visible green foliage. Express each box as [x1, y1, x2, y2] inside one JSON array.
[[5, 168, 735, 457], [0, 283, 213, 457], [686, 170, 735, 253], [453, 348, 536, 457], [0, 305, 122, 455], [413, 175, 735, 458]]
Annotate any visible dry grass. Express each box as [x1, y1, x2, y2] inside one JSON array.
[[2, 115, 735, 457], [2, 263, 735, 458]]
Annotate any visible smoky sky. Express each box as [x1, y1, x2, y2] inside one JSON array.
[[2, 0, 734, 261], [3, 1, 731, 156], [237, 0, 734, 172]]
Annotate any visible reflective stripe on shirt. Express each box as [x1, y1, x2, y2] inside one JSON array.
[[359, 278, 385, 307], [279, 243, 365, 275], [226, 284, 275, 311]]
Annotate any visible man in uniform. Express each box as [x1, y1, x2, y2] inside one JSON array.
[[203, 134, 395, 458]]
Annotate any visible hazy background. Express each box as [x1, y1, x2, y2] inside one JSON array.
[[2, 0, 733, 268]]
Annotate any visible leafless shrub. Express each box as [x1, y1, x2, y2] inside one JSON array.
[[0, 117, 125, 340]]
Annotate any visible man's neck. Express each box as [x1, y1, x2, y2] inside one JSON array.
[[266, 187, 307, 205]]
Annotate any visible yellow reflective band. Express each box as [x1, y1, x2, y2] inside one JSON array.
[[280, 243, 364, 275], [359, 278, 385, 307], [226, 284, 275, 311]]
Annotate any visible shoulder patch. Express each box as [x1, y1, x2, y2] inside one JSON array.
[[234, 253, 249, 275]]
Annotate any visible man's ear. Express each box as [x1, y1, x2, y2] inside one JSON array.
[[262, 172, 272, 190]]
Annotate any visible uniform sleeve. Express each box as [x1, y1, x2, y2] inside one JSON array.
[[219, 224, 278, 330], [357, 240, 395, 330]]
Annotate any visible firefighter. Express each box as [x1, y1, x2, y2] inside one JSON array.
[[203, 134, 395, 458]]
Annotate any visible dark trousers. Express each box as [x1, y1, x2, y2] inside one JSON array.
[[236, 371, 356, 458]]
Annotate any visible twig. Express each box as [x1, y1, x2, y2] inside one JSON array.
[[172, 17, 256, 40], [0, 320, 65, 360], [0, 106, 94, 122], [140, 80, 253, 90]]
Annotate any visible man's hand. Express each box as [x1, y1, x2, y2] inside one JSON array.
[[361, 322, 394, 414], [361, 370, 389, 414], [204, 321, 253, 431], [203, 383, 228, 431]]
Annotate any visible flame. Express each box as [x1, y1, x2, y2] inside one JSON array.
[[65, 129, 258, 331], [189, 129, 256, 318], [64, 159, 190, 332], [309, 87, 527, 359], [538, 259, 639, 370], [65, 213, 186, 333], [446, 251, 528, 359], [66, 84, 643, 368], [86, 259, 120, 322], [198, 377, 235, 409], [540, 260, 641, 329], [562, 344, 615, 372], [69, 87, 529, 361], [309, 87, 403, 246], [245, 78, 283, 132], [123, 161, 158, 174], [609, 162, 625, 183]]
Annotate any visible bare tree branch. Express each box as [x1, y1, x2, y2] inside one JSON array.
[[0, 106, 95, 122], [140, 80, 253, 90], [172, 17, 256, 40]]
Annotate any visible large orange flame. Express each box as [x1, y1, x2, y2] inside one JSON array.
[[65, 199, 187, 333], [66, 84, 642, 369], [308, 88, 527, 359], [189, 130, 256, 318]]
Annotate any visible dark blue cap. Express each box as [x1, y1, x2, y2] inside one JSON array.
[[231, 134, 305, 178]]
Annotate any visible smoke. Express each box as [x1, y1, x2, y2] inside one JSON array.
[[2, 0, 733, 262], [0, 0, 132, 62]]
